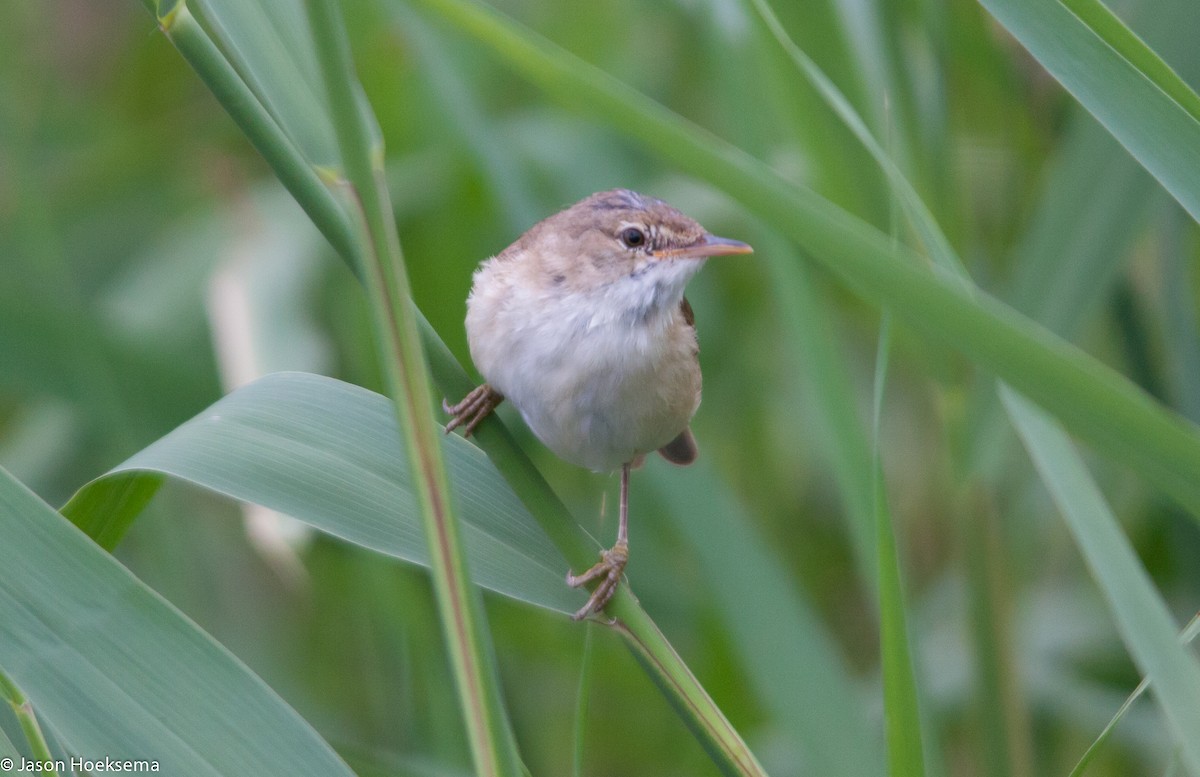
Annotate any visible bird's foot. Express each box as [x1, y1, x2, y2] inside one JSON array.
[[567, 541, 628, 621], [442, 384, 503, 437]]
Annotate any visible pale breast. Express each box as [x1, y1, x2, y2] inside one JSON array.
[[465, 261, 700, 471]]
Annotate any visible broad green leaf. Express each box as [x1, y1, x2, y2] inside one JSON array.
[[66, 372, 582, 615], [0, 466, 355, 777], [978, 0, 1200, 223], [1005, 388, 1200, 775]]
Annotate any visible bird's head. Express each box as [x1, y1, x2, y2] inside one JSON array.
[[512, 189, 752, 310]]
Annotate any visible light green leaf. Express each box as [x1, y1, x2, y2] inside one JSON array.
[[65, 372, 582, 615], [1004, 387, 1200, 775], [978, 0, 1200, 223], [1069, 614, 1200, 777], [0, 466, 355, 776]]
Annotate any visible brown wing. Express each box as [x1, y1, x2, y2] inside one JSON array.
[[659, 296, 700, 465], [680, 296, 695, 328], [658, 427, 698, 466]]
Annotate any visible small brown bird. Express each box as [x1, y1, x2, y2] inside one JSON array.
[[444, 189, 752, 620]]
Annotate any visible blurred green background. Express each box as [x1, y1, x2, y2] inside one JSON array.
[[2, 0, 1199, 775]]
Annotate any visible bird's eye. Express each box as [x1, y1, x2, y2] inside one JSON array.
[[620, 227, 647, 249]]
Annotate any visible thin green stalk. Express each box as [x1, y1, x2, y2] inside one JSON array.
[[302, 1, 521, 775], [0, 672, 57, 776], [872, 317, 927, 777], [962, 489, 1033, 777], [572, 627, 594, 777]]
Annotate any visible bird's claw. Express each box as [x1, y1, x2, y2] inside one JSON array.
[[443, 384, 503, 437], [567, 542, 628, 621]]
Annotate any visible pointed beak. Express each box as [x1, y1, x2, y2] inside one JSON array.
[[653, 233, 754, 260]]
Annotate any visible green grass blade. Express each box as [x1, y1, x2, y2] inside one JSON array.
[[64, 372, 583, 614], [872, 317, 927, 777], [303, 1, 523, 772], [1160, 207, 1200, 423], [410, 0, 1200, 519], [1004, 387, 1200, 775], [0, 466, 356, 776], [1069, 614, 1200, 777], [978, 0, 1200, 223], [749, 0, 959, 278], [0, 673, 55, 772], [1058, 0, 1200, 126]]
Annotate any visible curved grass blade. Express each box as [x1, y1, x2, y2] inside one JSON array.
[[1005, 388, 1200, 775], [0, 466, 356, 777], [1069, 613, 1200, 777], [978, 0, 1200, 223], [65, 372, 582, 615], [748, 0, 958, 277], [190, 0, 339, 167], [1058, 0, 1200, 126]]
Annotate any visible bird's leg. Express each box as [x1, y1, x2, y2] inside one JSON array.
[[567, 462, 631, 621], [442, 384, 504, 437]]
